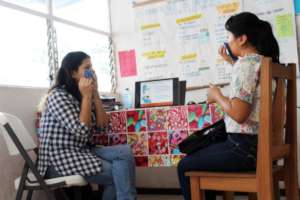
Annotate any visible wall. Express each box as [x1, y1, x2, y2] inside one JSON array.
[[110, 0, 300, 188], [110, 0, 139, 96], [0, 86, 47, 199]]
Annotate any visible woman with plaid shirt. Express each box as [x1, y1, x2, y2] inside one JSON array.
[[37, 51, 136, 200]]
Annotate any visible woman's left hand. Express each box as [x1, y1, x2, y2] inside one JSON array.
[[92, 69, 99, 97], [218, 45, 234, 65], [206, 83, 222, 104]]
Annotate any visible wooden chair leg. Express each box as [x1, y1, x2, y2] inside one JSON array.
[[273, 181, 280, 200], [257, 183, 274, 200], [223, 191, 234, 200], [257, 162, 274, 200], [284, 159, 300, 200], [248, 193, 257, 200], [190, 176, 203, 200], [257, 170, 274, 200]]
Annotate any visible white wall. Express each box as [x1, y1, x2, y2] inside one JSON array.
[[0, 86, 47, 135], [0, 86, 47, 199], [110, 0, 139, 96], [110, 0, 300, 188]]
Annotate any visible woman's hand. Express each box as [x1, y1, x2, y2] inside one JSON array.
[[91, 69, 99, 99], [90, 69, 109, 127], [206, 83, 222, 104], [79, 78, 93, 127], [79, 78, 94, 99], [218, 45, 234, 65], [92, 69, 98, 90]]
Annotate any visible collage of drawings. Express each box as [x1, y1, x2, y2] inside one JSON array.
[[93, 104, 225, 167]]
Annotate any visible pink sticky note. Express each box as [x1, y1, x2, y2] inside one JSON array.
[[118, 50, 137, 77]]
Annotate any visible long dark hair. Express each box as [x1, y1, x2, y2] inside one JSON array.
[[225, 12, 280, 63], [51, 51, 90, 101]]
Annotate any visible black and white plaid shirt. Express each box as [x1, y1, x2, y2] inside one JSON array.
[[37, 88, 102, 177]]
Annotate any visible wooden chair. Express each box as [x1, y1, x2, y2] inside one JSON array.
[[185, 57, 299, 200]]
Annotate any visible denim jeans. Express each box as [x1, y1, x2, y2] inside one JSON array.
[[45, 144, 137, 200], [177, 133, 257, 200]]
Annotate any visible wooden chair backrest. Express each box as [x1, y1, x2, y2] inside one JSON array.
[[257, 57, 297, 181]]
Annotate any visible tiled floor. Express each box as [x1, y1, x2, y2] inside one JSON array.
[[137, 194, 287, 200]]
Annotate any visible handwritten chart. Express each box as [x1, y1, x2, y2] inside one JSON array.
[[133, 0, 298, 86]]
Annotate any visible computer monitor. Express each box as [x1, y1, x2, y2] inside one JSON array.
[[135, 78, 180, 108]]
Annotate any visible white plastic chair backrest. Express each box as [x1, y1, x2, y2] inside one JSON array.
[[0, 112, 37, 156]]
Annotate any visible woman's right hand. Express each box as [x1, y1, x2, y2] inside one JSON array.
[[79, 78, 94, 98], [218, 45, 234, 65]]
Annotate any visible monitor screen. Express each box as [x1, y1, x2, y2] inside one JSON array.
[[135, 78, 179, 108]]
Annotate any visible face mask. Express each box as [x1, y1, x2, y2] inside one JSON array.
[[224, 42, 238, 62], [84, 69, 94, 79]]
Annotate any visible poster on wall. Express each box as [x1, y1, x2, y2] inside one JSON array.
[[135, 1, 178, 79], [208, 0, 242, 83], [133, 0, 299, 86], [169, 0, 215, 86], [118, 50, 137, 77]]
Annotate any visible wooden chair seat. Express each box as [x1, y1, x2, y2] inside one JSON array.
[[186, 165, 284, 179], [186, 171, 256, 179]]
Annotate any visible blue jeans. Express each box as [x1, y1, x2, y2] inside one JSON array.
[[86, 144, 137, 200], [45, 144, 137, 200], [177, 133, 257, 200]]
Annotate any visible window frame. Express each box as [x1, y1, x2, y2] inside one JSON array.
[[0, 0, 113, 90]]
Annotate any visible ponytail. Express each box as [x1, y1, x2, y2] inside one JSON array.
[[225, 12, 280, 63], [256, 20, 280, 63]]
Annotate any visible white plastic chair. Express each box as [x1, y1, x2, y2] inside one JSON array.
[[0, 112, 88, 200]]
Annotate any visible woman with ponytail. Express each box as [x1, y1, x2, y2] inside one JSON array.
[[177, 12, 279, 200]]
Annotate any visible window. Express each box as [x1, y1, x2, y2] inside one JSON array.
[[0, 0, 112, 90], [0, 6, 48, 87], [56, 22, 111, 91], [53, 0, 110, 31], [6, 0, 47, 13]]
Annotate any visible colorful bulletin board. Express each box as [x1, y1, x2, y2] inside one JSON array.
[[93, 104, 225, 167]]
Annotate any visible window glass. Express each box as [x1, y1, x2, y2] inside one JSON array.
[[3, 0, 47, 13], [56, 22, 111, 92], [53, 0, 110, 32], [0, 6, 49, 87]]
